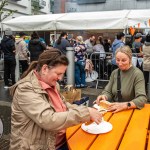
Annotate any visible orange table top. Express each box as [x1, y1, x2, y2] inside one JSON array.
[[66, 104, 150, 150]]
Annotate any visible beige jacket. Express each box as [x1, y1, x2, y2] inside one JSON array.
[[9, 71, 90, 150], [143, 44, 150, 71], [15, 38, 28, 60]]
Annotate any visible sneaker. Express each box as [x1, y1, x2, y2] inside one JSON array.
[[75, 85, 80, 88], [4, 86, 9, 89], [80, 84, 87, 88]]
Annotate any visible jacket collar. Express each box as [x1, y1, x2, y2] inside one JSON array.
[[10, 70, 47, 97]]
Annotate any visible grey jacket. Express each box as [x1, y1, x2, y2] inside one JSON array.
[[9, 70, 90, 150]]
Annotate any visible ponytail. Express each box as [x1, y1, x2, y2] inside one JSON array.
[[21, 61, 38, 79], [57, 36, 62, 45], [21, 48, 69, 79], [57, 32, 67, 45]]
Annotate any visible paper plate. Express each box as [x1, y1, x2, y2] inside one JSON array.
[[81, 121, 112, 134]]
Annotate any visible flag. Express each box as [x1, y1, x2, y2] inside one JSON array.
[[130, 26, 135, 36]]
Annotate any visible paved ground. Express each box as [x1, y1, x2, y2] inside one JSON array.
[[0, 79, 104, 150]]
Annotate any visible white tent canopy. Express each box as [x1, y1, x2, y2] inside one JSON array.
[[2, 13, 66, 31], [2, 9, 150, 31], [2, 10, 129, 31], [56, 10, 129, 30], [127, 9, 150, 29]]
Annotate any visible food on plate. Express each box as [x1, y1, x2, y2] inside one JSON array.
[[85, 121, 93, 125]]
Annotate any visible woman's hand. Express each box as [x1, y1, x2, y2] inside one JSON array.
[[88, 107, 102, 124], [107, 102, 127, 113], [94, 95, 108, 105]]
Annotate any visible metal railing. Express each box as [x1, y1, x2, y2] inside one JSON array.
[[88, 52, 143, 89]]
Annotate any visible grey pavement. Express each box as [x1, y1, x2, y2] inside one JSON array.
[[0, 80, 105, 150]]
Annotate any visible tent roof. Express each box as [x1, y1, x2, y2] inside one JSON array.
[[2, 10, 129, 31], [2, 9, 150, 31], [127, 9, 150, 29], [2, 13, 66, 31], [56, 10, 129, 30]]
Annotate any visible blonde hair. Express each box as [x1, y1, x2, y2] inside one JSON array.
[[115, 46, 132, 64], [76, 36, 84, 44]]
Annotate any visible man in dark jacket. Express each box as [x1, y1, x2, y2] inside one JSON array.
[[1, 29, 16, 88], [28, 31, 46, 62]]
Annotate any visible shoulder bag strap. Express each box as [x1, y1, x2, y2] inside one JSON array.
[[117, 69, 122, 102]]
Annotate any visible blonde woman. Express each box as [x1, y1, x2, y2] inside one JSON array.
[[74, 36, 87, 88], [95, 46, 147, 113]]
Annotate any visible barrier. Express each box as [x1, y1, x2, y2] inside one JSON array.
[[89, 52, 143, 89]]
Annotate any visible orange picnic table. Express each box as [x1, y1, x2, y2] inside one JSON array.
[[66, 104, 150, 150]]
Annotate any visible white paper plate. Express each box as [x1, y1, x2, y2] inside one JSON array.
[[81, 121, 112, 134]]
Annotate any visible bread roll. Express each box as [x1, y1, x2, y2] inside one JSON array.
[[99, 100, 111, 109]]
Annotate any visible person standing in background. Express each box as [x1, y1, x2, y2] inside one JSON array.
[[103, 39, 111, 52], [74, 36, 87, 88], [28, 31, 46, 62], [143, 32, 150, 94], [132, 33, 143, 53], [54, 32, 71, 55], [98, 36, 104, 46], [85, 35, 95, 55], [1, 29, 16, 88], [111, 32, 125, 69], [50, 34, 55, 47], [132, 33, 143, 70], [15, 32, 29, 74]]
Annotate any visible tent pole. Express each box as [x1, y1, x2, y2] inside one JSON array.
[[66, 47, 74, 86], [54, 30, 56, 40]]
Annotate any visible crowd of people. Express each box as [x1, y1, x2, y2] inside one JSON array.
[[1, 29, 149, 90], [0, 29, 149, 149], [1, 29, 46, 88]]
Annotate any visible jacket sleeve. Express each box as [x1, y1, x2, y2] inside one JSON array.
[[40, 41, 47, 50], [21, 41, 28, 57], [15, 84, 90, 131], [132, 70, 147, 109]]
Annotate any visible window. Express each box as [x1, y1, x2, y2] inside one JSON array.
[[77, 0, 106, 5]]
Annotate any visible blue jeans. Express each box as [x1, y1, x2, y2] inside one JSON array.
[[75, 61, 86, 86]]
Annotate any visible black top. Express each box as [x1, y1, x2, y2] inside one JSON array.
[[1, 35, 15, 60], [28, 39, 46, 61]]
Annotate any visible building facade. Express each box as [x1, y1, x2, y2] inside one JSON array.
[[1, 0, 51, 21], [53, 0, 150, 13]]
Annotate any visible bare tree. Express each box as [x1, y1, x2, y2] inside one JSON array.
[[0, 0, 17, 37]]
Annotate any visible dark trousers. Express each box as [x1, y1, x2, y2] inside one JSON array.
[[4, 59, 16, 86], [144, 71, 149, 93], [57, 142, 69, 150], [19, 60, 28, 74]]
